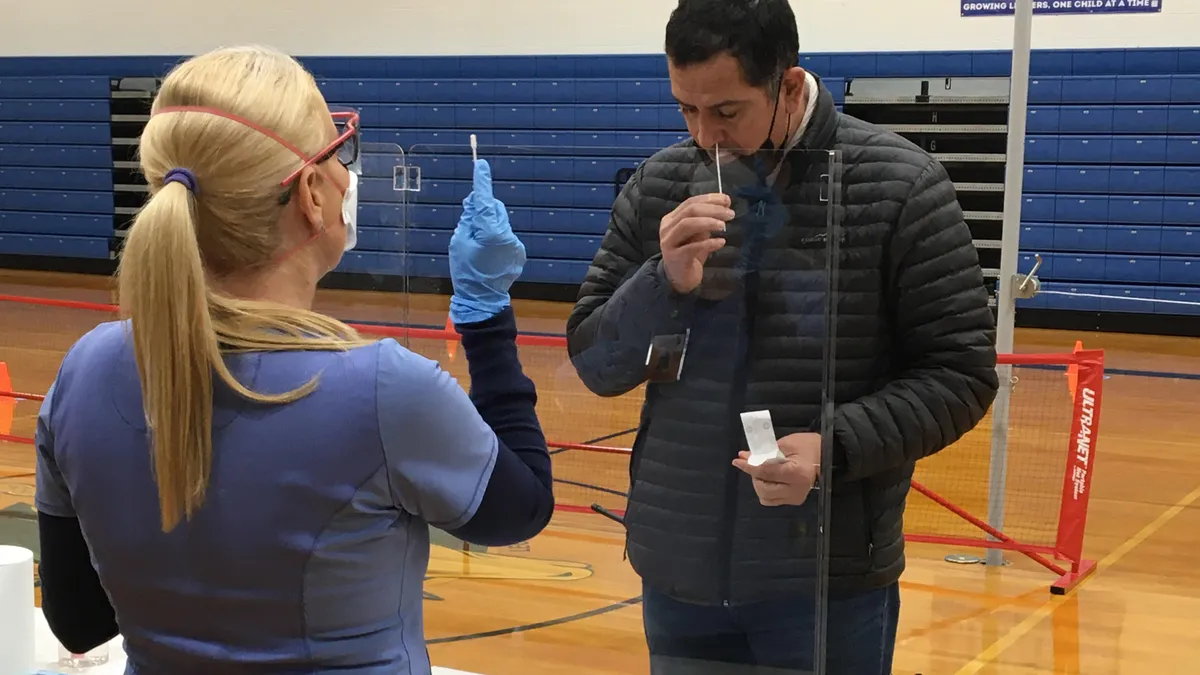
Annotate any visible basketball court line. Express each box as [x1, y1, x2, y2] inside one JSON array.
[[421, 419, 639, 647], [555, 477, 628, 498], [1014, 361, 1200, 381], [898, 586, 1047, 644], [427, 595, 643, 644], [955, 481, 1200, 675]]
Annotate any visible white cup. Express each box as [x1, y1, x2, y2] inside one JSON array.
[[58, 643, 111, 669], [0, 545, 35, 675]]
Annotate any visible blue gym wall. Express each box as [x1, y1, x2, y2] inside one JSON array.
[[2, 1, 1200, 330]]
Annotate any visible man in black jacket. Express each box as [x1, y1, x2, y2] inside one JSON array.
[[565, 0, 999, 673]]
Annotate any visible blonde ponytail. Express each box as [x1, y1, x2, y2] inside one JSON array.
[[119, 180, 219, 532], [117, 45, 374, 532]]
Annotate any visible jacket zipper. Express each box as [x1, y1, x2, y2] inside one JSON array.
[[715, 324, 744, 600], [624, 401, 653, 563], [720, 218, 764, 604]]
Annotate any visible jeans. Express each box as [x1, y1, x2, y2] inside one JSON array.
[[641, 582, 900, 675]]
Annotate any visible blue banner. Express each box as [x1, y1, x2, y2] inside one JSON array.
[[962, 0, 1161, 16]]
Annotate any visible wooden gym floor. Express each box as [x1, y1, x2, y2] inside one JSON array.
[[1, 268, 1198, 675]]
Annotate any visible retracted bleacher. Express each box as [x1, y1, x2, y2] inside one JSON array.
[[841, 76, 1010, 309], [840, 70, 1200, 334], [335, 80, 844, 290], [1020, 74, 1200, 330], [0, 76, 114, 263], [1, 49, 1199, 334]]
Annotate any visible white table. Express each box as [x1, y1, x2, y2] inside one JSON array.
[[32, 608, 480, 674]]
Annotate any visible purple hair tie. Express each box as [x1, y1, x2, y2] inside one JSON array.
[[163, 168, 199, 195]]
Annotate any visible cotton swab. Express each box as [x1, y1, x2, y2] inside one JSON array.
[[715, 142, 723, 194], [470, 134, 478, 163]]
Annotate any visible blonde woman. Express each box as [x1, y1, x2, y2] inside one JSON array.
[[33, 46, 553, 674]]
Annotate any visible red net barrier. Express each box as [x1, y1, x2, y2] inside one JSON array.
[[0, 294, 1103, 593]]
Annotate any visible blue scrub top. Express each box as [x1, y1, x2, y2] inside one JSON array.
[[35, 320, 499, 674]]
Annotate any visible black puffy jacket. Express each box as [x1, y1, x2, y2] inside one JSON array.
[[565, 77, 999, 605]]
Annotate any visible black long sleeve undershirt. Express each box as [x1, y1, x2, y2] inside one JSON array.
[[37, 512, 119, 654], [444, 306, 554, 545]]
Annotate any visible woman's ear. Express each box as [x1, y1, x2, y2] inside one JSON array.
[[293, 166, 327, 234]]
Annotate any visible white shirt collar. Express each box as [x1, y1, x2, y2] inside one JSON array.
[[783, 71, 820, 152], [766, 71, 820, 184]]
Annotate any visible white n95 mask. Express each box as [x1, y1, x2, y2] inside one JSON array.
[[341, 170, 359, 252]]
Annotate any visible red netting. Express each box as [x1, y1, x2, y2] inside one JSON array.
[[0, 294, 1103, 591], [907, 364, 1074, 550], [404, 335, 638, 516]]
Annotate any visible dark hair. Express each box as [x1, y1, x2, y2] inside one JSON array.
[[664, 0, 800, 91]]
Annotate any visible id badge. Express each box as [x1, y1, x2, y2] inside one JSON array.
[[645, 330, 690, 383]]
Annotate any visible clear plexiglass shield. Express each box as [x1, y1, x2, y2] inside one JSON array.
[[403, 141, 841, 674], [328, 141, 410, 349]]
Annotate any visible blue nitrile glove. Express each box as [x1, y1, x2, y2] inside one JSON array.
[[449, 159, 527, 325]]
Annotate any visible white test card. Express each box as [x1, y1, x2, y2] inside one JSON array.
[[740, 410, 786, 467]]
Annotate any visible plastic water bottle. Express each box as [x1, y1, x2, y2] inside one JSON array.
[[57, 644, 110, 669]]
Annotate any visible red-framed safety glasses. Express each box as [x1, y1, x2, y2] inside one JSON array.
[[279, 109, 361, 186]]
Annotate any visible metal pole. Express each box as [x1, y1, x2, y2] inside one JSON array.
[[986, 0, 1034, 568]]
